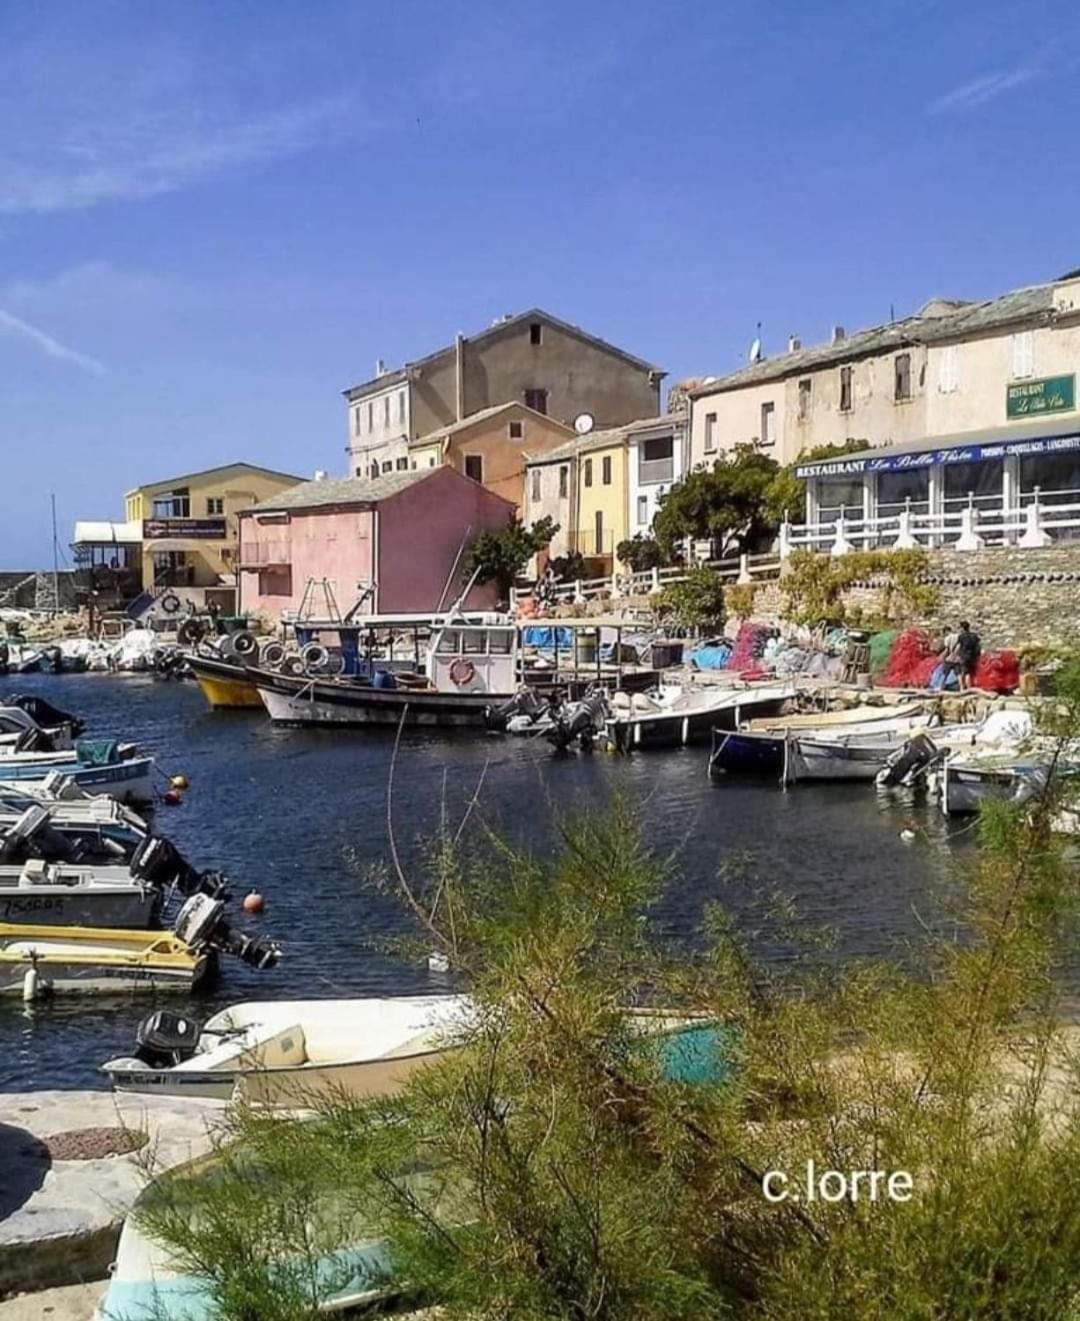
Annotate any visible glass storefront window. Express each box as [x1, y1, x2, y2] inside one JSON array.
[[942, 461, 1003, 506], [877, 470, 929, 510], [1019, 453, 1080, 504], [817, 478, 864, 519]]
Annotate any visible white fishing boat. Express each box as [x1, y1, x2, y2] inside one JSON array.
[[0, 739, 154, 803], [103, 994, 473, 1101], [0, 859, 162, 928], [607, 681, 796, 750]]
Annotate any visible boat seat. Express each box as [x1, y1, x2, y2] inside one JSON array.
[[18, 859, 50, 887]]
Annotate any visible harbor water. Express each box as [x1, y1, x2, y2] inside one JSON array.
[[0, 674, 968, 1091]]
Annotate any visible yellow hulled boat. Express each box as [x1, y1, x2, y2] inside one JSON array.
[[188, 654, 262, 709]]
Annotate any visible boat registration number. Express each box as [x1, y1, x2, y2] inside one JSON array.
[[1, 894, 66, 919]]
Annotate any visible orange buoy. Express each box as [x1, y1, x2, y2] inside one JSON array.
[[242, 890, 265, 914]]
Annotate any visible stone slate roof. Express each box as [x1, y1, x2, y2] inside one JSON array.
[[247, 469, 434, 513], [689, 281, 1059, 397], [526, 411, 686, 464], [124, 461, 303, 497], [409, 401, 573, 450], [344, 308, 664, 399]]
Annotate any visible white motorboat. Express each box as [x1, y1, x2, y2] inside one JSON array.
[[0, 740, 154, 803], [103, 994, 473, 1102], [0, 858, 162, 928], [607, 682, 796, 750]]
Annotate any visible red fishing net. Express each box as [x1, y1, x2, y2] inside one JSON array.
[[974, 649, 1020, 693], [726, 621, 771, 673], [880, 629, 938, 688]]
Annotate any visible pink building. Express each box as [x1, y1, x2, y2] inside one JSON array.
[[238, 467, 515, 618]]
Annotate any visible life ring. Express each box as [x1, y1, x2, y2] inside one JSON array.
[[260, 641, 286, 670], [301, 642, 330, 675], [231, 630, 258, 657], [449, 657, 476, 687], [159, 592, 182, 614], [177, 618, 207, 647]]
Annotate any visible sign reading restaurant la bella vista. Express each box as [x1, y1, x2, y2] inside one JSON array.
[[1006, 374, 1076, 419], [142, 518, 227, 540]]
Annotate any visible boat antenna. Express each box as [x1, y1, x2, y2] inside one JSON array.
[[50, 493, 60, 617], [435, 526, 472, 614]]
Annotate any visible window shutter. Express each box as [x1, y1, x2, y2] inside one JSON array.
[[1012, 332, 1034, 380]]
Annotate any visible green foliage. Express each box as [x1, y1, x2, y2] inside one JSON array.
[[615, 534, 668, 572], [142, 669, 1080, 1320], [653, 445, 783, 558], [656, 565, 727, 633], [765, 439, 875, 530], [725, 582, 756, 621], [464, 516, 559, 598], [780, 547, 939, 626], [547, 550, 587, 583]]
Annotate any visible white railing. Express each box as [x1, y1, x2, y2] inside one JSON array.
[[787, 494, 1080, 556], [514, 550, 781, 608]]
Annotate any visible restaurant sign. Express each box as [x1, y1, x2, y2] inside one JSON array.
[[143, 518, 227, 540], [1006, 374, 1076, 419], [796, 432, 1080, 479]]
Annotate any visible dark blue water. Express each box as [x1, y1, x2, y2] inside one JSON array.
[[0, 674, 963, 1091]]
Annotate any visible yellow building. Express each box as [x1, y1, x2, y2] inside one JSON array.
[[523, 429, 631, 572], [123, 462, 302, 595]]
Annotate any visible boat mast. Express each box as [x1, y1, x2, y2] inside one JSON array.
[[50, 493, 60, 617]]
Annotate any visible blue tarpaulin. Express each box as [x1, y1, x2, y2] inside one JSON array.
[[688, 642, 733, 671], [521, 626, 575, 650]]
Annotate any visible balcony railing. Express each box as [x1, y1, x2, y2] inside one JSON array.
[[637, 457, 674, 485]]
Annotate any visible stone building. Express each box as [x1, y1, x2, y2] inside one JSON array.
[[688, 271, 1080, 477], [343, 309, 664, 478]]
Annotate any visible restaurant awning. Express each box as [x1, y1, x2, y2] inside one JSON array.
[[71, 519, 142, 545]]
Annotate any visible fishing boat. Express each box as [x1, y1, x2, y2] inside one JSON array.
[[103, 994, 473, 1101], [1, 894, 280, 998], [606, 681, 795, 750], [0, 859, 163, 928], [0, 738, 153, 803], [186, 650, 263, 708], [708, 703, 934, 778]]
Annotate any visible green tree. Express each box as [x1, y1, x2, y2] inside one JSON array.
[[656, 564, 727, 633], [764, 437, 875, 531], [652, 446, 783, 559], [463, 516, 558, 599], [615, 534, 668, 572]]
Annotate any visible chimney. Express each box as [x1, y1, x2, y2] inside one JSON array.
[[831, 325, 846, 344], [375, 358, 387, 377], [788, 334, 801, 353], [455, 332, 465, 422]]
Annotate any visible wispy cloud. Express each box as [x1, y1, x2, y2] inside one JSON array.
[[0, 96, 350, 216], [928, 64, 1040, 115], [0, 308, 106, 374]]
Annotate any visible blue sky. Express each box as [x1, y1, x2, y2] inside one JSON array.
[[2, 0, 1078, 565]]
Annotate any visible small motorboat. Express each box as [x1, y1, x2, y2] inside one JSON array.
[[1, 893, 280, 998], [0, 738, 154, 803], [608, 681, 795, 751], [0, 859, 163, 928], [104, 994, 474, 1101], [0, 694, 85, 751]]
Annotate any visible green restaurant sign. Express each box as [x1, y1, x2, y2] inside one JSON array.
[[1006, 373, 1076, 419]]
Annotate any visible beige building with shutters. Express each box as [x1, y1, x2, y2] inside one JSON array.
[[688, 273, 1080, 488]]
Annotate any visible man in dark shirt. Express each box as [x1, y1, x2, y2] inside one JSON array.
[[956, 620, 981, 690]]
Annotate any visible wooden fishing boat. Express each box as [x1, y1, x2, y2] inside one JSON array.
[[187, 653, 262, 708]]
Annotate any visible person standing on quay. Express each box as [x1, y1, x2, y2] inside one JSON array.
[[956, 619, 981, 690]]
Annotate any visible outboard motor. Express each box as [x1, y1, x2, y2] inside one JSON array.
[[876, 733, 941, 788], [132, 1008, 203, 1068], [12, 726, 57, 754], [174, 893, 281, 970], [545, 691, 608, 753], [484, 687, 548, 732], [0, 805, 80, 864], [129, 835, 229, 900]]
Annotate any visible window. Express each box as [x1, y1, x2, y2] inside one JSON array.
[[637, 495, 648, 525], [1012, 331, 1034, 380], [381, 460, 393, 473], [529, 322, 542, 345], [839, 366, 853, 412], [354, 408, 362, 435], [383, 396, 390, 426], [894, 353, 912, 402], [760, 401, 776, 445], [559, 465, 569, 498], [429, 456, 436, 467], [356, 467, 363, 477], [206, 497, 224, 515], [461, 629, 487, 655], [938, 345, 959, 393], [594, 510, 604, 553], [639, 435, 673, 483], [436, 629, 461, 654], [531, 468, 541, 502], [489, 629, 514, 654], [584, 457, 593, 487], [602, 455, 612, 485], [368, 401, 374, 430], [396, 457, 408, 470], [797, 379, 812, 421], [508, 420, 524, 440], [369, 463, 379, 479], [410, 460, 417, 470], [465, 455, 483, 482], [398, 392, 406, 424], [524, 388, 548, 414], [704, 412, 717, 453]]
